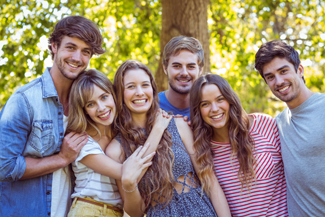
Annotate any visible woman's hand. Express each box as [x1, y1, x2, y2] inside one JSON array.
[[121, 143, 155, 190], [152, 108, 172, 132]]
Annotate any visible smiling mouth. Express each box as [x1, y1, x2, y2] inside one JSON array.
[[98, 110, 111, 120], [278, 85, 290, 94], [133, 99, 147, 105], [66, 62, 82, 69], [211, 113, 224, 120]]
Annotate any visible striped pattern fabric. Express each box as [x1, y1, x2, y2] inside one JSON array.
[[71, 137, 123, 208], [211, 114, 288, 217]]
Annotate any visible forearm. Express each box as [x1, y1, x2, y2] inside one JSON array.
[[210, 177, 231, 217], [122, 181, 145, 217], [143, 125, 165, 157], [20, 154, 67, 180]]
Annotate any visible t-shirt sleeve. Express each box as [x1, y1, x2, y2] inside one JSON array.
[[75, 137, 104, 168], [272, 119, 282, 153]]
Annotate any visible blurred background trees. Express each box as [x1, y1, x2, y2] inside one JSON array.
[[1, 0, 325, 115]]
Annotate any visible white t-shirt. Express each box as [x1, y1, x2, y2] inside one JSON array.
[[71, 136, 123, 208], [51, 115, 72, 217]]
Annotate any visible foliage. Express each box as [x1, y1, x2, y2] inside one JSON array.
[[1, 0, 325, 116]]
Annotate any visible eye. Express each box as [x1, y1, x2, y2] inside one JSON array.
[[127, 85, 135, 89], [86, 102, 94, 108], [217, 97, 224, 102], [200, 102, 208, 107], [142, 83, 150, 87], [67, 46, 74, 50], [281, 70, 287, 74], [83, 50, 91, 55], [265, 75, 274, 81], [173, 65, 180, 68], [188, 65, 195, 69]]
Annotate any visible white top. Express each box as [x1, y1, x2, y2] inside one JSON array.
[[71, 136, 123, 208], [51, 115, 72, 217]]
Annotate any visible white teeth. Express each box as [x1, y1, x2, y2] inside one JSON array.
[[68, 63, 78, 68], [212, 114, 223, 119], [133, 100, 146, 104], [179, 80, 190, 83], [279, 86, 289, 92], [98, 111, 110, 118]]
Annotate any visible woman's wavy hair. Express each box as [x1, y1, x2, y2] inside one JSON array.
[[113, 60, 175, 209], [190, 74, 255, 191], [66, 69, 117, 138]]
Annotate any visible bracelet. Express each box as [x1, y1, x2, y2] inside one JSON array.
[[122, 183, 138, 193]]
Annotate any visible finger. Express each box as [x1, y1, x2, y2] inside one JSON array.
[[69, 133, 87, 143], [142, 162, 153, 169], [64, 132, 77, 140], [137, 142, 150, 158], [72, 134, 88, 147], [131, 145, 143, 157], [76, 137, 88, 151], [141, 151, 155, 163]]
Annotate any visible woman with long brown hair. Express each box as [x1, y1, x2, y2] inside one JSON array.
[[190, 74, 288, 216], [106, 60, 230, 217]]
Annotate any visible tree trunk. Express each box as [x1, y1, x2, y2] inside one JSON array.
[[155, 0, 210, 92]]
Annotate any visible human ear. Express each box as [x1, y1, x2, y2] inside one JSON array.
[[163, 65, 168, 75]]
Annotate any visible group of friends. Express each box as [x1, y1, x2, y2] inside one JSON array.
[[0, 15, 324, 217]]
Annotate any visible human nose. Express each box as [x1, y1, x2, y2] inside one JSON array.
[[211, 102, 219, 113], [179, 65, 190, 76], [274, 74, 285, 87], [135, 86, 144, 96], [97, 101, 105, 112], [71, 50, 82, 62]]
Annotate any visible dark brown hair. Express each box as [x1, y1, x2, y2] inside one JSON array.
[[113, 60, 175, 209], [48, 16, 105, 59], [190, 74, 255, 190], [255, 40, 304, 82], [163, 36, 204, 70]]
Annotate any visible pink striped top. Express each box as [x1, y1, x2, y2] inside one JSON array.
[[211, 114, 288, 217]]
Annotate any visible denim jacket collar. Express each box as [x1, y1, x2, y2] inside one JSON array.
[[41, 67, 59, 99]]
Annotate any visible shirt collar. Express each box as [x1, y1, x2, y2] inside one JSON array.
[[41, 67, 59, 99]]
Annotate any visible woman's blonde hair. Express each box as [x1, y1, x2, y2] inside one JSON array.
[[66, 69, 117, 138]]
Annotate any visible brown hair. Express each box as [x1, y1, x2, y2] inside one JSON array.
[[48, 16, 105, 59], [162, 36, 204, 70], [190, 74, 255, 190], [113, 60, 175, 209], [255, 40, 304, 83], [66, 69, 117, 138]]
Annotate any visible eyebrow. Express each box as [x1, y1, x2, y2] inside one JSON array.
[[124, 81, 150, 86], [264, 65, 290, 78], [200, 94, 223, 103], [171, 62, 197, 65]]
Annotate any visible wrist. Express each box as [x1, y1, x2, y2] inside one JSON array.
[[152, 124, 165, 134], [56, 153, 70, 168]]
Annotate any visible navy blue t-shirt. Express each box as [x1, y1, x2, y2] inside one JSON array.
[[158, 91, 190, 119]]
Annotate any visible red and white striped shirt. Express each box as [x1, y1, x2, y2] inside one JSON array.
[[211, 114, 288, 217]]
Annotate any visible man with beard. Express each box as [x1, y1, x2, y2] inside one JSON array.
[[255, 40, 325, 216], [159, 36, 204, 118], [0, 16, 105, 217]]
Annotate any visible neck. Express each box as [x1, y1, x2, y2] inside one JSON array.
[[212, 127, 230, 143], [131, 113, 147, 128], [50, 65, 73, 115], [88, 124, 112, 140], [165, 88, 190, 109], [287, 85, 314, 109]]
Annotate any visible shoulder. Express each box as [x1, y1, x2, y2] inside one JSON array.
[[252, 113, 275, 125], [105, 138, 125, 163], [250, 113, 277, 134], [275, 108, 289, 124], [158, 91, 166, 99]]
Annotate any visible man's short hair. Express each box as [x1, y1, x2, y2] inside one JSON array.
[[48, 16, 105, 59], [162, 36, 204, 70], [255, 40, 301, 80]]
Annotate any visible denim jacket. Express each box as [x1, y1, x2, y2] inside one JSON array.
[[0, 68, 66, 217]]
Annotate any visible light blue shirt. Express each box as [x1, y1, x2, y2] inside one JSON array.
[[0, 67, 66, 216]]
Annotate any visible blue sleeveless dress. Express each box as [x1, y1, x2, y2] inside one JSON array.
[[116, 118, 217, 216]]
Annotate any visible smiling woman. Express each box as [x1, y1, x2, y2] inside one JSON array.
[[190, 74, 288, 217]]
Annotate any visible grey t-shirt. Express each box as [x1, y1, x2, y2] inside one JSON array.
[[276, 92, 325, 216]]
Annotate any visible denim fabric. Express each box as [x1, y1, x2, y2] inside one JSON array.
[[0, 67, 65, 216]]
